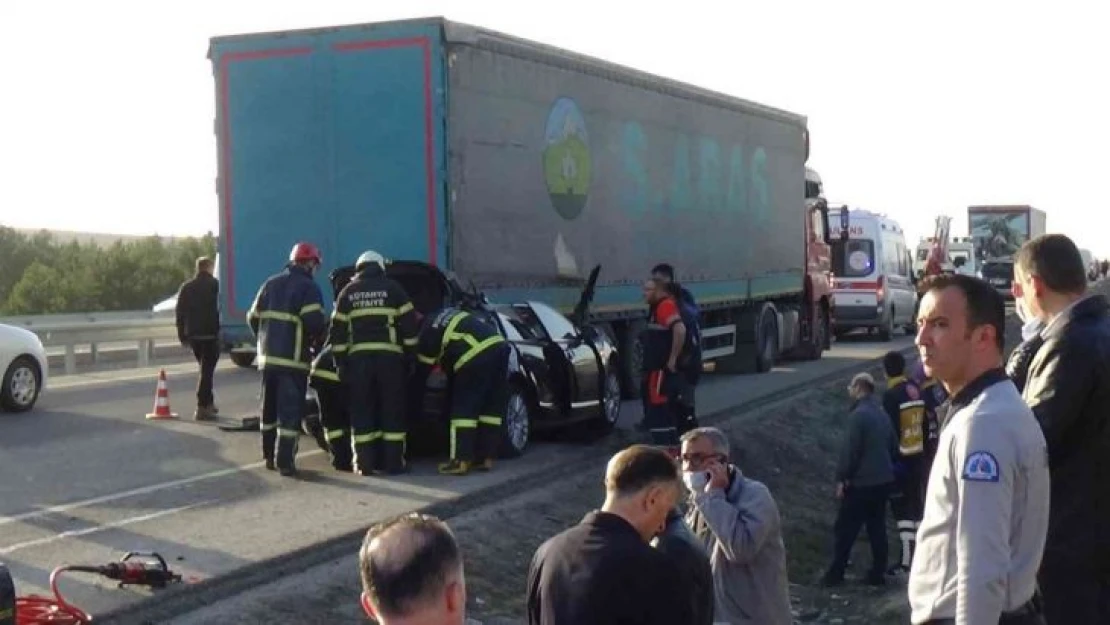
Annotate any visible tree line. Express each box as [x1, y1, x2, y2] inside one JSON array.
[[0, 225, 218, 316]]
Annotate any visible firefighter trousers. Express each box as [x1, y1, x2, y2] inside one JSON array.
[[260, 368, 309, 470], [345, 352, 408, 474], [449, 343, 509, 464], [642, 369, 679, 447], [315, 383, 352, 470], [890, 457, 925, 571]]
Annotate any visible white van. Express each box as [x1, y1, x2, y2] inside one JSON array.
[[828, 207, 917, 341]]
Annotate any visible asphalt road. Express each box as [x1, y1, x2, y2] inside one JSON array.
[[0, 331, 914, 617]]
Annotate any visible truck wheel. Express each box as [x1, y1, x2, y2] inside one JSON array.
[[715, 303, 778, 374], [755, 304, 780, 372], [618, 319, 645, 400], [230, 351, 256, 369], [801, 306, 827, 361]]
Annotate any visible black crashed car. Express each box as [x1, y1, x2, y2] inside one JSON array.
[[303, 262, 622, 459]]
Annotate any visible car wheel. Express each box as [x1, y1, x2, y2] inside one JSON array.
[[593, 367, 622, 434], [230, 351, 256, 368], [498, 382, 531, 459], [1, 356, 42, 413], [878, 310, 894, 342]]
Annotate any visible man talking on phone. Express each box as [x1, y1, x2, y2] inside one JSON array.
[[680, 426, 793, 625]]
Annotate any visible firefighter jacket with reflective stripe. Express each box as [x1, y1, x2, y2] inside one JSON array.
[[247, 264, 327, 372], [415, 307, 504, 373], [883, 375, 927, 458], [309, 343, 341, 388], [328, 268, 419, 361]]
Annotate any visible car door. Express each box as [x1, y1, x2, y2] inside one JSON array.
[[520, 301, 599, 416]]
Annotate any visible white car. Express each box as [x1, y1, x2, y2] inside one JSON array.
[[0, 323, 48, 412]]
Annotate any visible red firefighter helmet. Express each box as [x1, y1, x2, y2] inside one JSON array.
[[289, 242, 322, 265]]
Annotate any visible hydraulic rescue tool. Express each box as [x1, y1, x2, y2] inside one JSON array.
[[0, 552, 181, 625]]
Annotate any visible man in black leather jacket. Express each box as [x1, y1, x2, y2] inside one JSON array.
[[1013, 234, 1110, 624]]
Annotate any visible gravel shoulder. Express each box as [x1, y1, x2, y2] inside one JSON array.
[[457, 289, 1065, 625]]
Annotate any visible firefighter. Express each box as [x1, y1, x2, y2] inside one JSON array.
[[414, 306, 510, 476], [330, 250, 419, 476], [880, 350, 928, 575], [310, 341, 353, 472], [640, 277, 688, 448], [247, 242, 328, 477]]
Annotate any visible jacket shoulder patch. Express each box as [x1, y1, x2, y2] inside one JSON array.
[[961, 450, 1000, 483]]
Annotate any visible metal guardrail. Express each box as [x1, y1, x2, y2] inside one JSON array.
[[0, 310, 180, 375]]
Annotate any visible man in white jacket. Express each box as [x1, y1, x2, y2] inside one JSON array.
[[680, 426, 793, 625]]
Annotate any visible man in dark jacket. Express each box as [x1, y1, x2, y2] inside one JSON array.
[[652, 507, 714, 625], [1013, 233, 1110, 623], [822, 372, 898, 587], [175, 256, 221, 420], [527, 444, 692, 625], [247, 242, 328, 476], [1005, 298, 1046, 393]]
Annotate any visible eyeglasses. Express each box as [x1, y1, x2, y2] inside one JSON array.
[[679, 452, 725, 464]]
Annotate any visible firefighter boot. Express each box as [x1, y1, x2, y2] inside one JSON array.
[[275, 434, 299, 477], [382, 437, 409, 475], [353, 443, 379, 477], [330, 434, 353, 472], [262, 428, 277, 471], [438, 459, 471, 475], [474, 458, 494, 472]]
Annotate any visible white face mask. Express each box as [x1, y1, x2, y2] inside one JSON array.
[[1015, 298, 1030, 324], [683, 470, 710, 492]]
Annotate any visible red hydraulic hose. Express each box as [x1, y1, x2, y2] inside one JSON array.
[[15, 567, 95, 625]]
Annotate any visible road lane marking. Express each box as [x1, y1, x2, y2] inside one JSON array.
[[0, 452, 324, 528], [0, 500, 218, 555]]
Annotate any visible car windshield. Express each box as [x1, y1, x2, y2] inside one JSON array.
[[832, 239, 876, 278], [490, 305, 543, 340]]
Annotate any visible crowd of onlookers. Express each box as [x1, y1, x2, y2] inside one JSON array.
[[353, 233, 1108, 625]]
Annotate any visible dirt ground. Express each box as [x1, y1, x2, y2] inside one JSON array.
[[452, 296, 1045, 625]]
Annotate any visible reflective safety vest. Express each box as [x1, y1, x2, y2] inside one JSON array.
[[247, 264, 327, 372], [329, 269, 419, 358], [416, 307, 505, 372], [883, 375, 927, 457]]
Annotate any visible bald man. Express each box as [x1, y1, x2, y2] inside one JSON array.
[[359, 513, 467, 625]]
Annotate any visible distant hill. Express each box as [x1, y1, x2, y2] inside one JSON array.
[[13, 228, 197, 248]]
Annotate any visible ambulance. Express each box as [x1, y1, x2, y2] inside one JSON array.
[[828, 207, 918, 341]]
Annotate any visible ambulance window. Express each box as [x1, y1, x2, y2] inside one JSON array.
[[832, 239, 875, 278]]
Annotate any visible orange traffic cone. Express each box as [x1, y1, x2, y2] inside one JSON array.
[[145, 369, 179, 420]]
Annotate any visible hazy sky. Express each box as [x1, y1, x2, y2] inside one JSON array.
[[2, 0, 1106, 255]]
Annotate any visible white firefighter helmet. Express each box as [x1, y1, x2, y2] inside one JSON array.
[[355, 250, 385, 272]]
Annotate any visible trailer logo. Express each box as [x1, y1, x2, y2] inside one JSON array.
[[542, 97, 592, 220]]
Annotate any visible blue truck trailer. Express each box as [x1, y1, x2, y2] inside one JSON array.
[[208, 17, 835, 397]]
